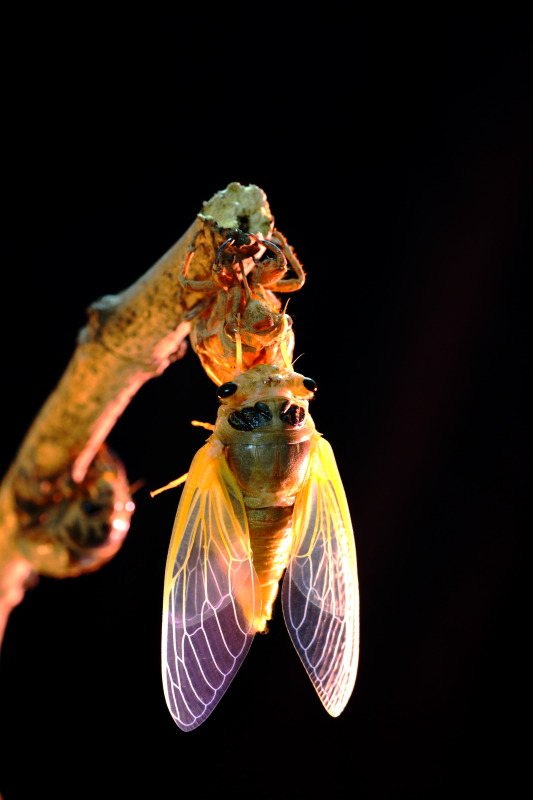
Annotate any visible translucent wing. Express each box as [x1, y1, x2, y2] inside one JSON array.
[[282, 434, 359, 716], [162, 438, 262, 731]]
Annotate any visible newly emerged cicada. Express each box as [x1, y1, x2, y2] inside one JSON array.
[[162, 364, 359, 730]]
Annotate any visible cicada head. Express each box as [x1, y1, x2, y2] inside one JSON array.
[[217, 364, 316, 404], [214, 364, 318, 438]]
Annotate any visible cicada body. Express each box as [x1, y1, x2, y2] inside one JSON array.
[[162, 364, 359, 730]]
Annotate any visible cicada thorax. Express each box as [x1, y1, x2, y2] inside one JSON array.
[[213, 365, 317, 630]]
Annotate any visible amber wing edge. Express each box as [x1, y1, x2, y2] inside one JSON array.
[[162, 438, 262, 730], [282, 434, 359, 716]]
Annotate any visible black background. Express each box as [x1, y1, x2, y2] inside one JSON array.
[[1, 7, 529, 799]]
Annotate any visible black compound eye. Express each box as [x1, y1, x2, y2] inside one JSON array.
[[303, 377, 317, 393], [280, 403, 306, 427], [217, 382, 238, 399], [229, 402, 272, 431]]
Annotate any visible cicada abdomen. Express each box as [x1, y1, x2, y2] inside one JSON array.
[[162, 364, 359, 730]]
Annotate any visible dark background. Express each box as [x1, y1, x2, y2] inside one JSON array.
[[1, 7, 529, 799]]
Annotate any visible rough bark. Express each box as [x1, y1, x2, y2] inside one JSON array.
[[0, 182, 274, 646]]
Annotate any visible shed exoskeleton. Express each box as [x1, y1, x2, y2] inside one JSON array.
[[180, 231, 305, 384]]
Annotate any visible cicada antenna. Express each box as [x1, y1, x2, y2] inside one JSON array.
[[291, 351, 305, 369]]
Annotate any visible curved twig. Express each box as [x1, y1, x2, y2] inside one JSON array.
[[0, 182, 274, 647]]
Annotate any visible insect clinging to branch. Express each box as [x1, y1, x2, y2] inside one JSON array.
[[180, 230, 306, 385], [161, 364, 359, 731]]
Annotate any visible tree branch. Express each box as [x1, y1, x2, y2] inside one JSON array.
[[0, 182, 274, 647]]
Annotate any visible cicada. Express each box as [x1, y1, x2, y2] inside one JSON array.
[[162, 364, 359, 730]]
